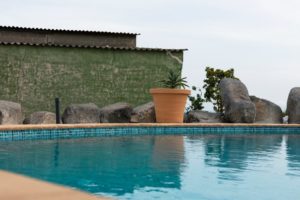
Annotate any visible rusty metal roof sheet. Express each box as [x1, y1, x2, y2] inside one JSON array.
[[0, 25, 140, 35], [0, 41, 187, 52]]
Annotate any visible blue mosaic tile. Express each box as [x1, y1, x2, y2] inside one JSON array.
[[0, 126, 299, 141]]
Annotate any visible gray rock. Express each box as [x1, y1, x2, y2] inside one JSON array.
[[250, 96, 283, 124], [100, 102, 132, 123], [24, 111, 56, 124], [185, 110, 223, 123], [283, 115, 288, 124], [219, 78, 256, 123], [287, 87, 300, 124], [62, 103, 100, 124], [131, 102, 156, 123], [0, 100, 22, 125]]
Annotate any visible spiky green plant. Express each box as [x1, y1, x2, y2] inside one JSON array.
[[160, 70, 189, 89]]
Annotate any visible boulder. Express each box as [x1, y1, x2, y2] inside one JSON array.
[[287, 87, 300, 123], [283, 115, 288, 124], [24, 111, 57, 124], [219, 78, 256, 123], [185, 110, 223, 123], [130, 102, 156, 123], [100, 102, 132, 123], [250, 96, 283, 124], [62, 103, 100, 124], [0, 100, 22, 125]]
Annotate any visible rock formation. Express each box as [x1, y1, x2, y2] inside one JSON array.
[[219, 78, 256, 123], [62, 103, 100, 124], [100, 102, 132, 123], [287, 87, 300, 124], [185, 110, 223, 123], [131, 102, 155, 123], [24, 111, 56, 124], [0, 100, 22, 125], [250, 96, 283, 124]]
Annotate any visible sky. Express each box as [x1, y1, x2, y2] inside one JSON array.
[[0, 0, 299, 111]]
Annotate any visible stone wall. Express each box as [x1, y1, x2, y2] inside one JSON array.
[[0, 45, 183, 115]]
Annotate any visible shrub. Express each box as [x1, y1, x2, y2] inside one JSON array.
[[203, 67, 237, 113], [188, 86, 205, 111]]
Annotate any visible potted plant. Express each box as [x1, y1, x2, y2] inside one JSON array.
[[150, 70, 191, 123]]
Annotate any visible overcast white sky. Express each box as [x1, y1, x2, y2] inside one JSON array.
[[1, 0, 299, 111]]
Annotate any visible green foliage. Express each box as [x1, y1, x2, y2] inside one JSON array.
[[160, 70, 189, 89], [188, 86, 205, 111], [203, 67, 237, 113]]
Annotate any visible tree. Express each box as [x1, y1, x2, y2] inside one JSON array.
[[203, 67, 237, 113]]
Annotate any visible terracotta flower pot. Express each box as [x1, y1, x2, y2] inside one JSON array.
[[150, 88, 191, 123]]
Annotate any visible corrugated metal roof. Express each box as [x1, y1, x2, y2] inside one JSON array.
[[0, 25, 140, 35], [0, 41, 187, 52]]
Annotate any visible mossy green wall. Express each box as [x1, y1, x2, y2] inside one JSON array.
[[0, 45, 183, 115]]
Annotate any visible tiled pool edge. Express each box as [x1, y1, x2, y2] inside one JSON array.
[[1, 123, 300, 131], [0, 123, 300, 141]]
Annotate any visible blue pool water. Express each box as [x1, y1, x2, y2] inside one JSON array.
[[0, 133, 300, 199]]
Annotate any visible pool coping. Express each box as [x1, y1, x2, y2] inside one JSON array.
[[0, 123, 299, 131], [0, 170, 111, 200]]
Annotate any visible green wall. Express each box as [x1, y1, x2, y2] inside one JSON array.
[[0, 45, 183, 115]]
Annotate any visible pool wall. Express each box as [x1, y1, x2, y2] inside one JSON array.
[[0, 123, 299, 141]]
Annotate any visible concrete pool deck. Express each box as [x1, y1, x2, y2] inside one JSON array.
[[0, 171, 110, 200], [0, 123, 299, 131]]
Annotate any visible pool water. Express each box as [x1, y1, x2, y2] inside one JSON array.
[[0, 134, 299, 200]]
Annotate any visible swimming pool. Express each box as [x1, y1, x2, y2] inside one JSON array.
[[0, 125, 300, 200]]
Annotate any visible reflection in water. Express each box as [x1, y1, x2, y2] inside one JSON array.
[[0, 134, 300, 200], [200, 135, 283, 181], [54, 141, 59, 168], [0, 136, 185, 196], [286, 135, 300, 176]]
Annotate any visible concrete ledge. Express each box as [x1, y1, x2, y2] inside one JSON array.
[[0, 170, 110, 200], [0, 123, 299, 131]]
